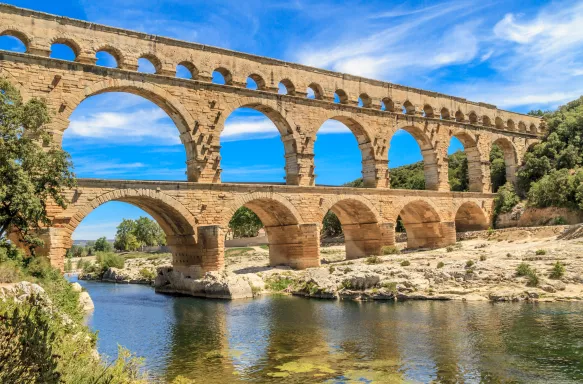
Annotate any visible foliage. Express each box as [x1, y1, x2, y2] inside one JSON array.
[[96, 252, 125, 271], [516, 263, 533, 277], [64, 259, 72, 273], [448, 151, 469, 192], [265, 276, 295, 292], [490, 144, 507, 193], [66, 245, 87, 258], [381, 281, 398, 293], [437, 261, 445, 269], [527, 168, 583, 209], [229, 207, 263, 238], [480, 255, 487, 261], [526, 268, 540, 287], [0, 79, 75, 254], [114, 218, 165, 251], [381, 245, 400, 255], [138, 268, 156, 281], [400, 260, 410, 267], [493, 182, 520, 218], [465, 260, 475, 268], [321, 210, 342, 238], [364, 255, 383, 265], [549, 261, 565, 279], [225, 247, 254, 257], [535, 249, 547, 256], [0, 295, 60, 384], [446, 246, 454, 253], [93, 236, 113, 253]]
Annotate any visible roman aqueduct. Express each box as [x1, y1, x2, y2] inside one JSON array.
[[0, 4, 543, 273]]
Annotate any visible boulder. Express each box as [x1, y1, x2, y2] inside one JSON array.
[[341, 272, 380, 290], [79, 291, 94, 312], [70, 282, 83, 292]]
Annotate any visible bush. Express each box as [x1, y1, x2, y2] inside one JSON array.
[[465, 260, 475, 268], [536, 249, 547, 255], [26, 257, 59, 280], [64, 259, 72, 273], [493, 182, 520, 217], [96, 252, 125, 270], [265, 276, 295, 292], [549, 261, 565, 279], [446, 246, 454, 253], [138, 268, 156, 281], [0, 260, 24, 283], [381, 245, 400, 255], [400, 260, 411, 267], [553, 216, 567, 225], [437, 262, 445, 269], [365, 255, 383, 265], [526, 268, 540, 287], [480, 255, 487, 261], [516, 262, 532, 277], [381, 281, 397, 293]]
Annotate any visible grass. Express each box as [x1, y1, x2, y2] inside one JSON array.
[[381, 245, 400, 255], [549, 261, 565, 279], [535, 249, 547, 255], [225, 247, 254, 257], [381, 281, 398, 293], [526, 269, 539, 287], [259, 244, 269, 250], [516, 262, 532, 277], [364, 255, 383, 265], [138, 268, 156, 280], [400, 260, 411, 267], [265, 276, 296, 292]]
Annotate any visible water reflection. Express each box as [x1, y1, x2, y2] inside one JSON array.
[[75, 279, 583, 383]]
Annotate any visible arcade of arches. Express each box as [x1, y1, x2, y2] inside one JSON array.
[[0, 4, 541, 272]]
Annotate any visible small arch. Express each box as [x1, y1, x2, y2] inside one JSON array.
[[223, 193, 303, 228], [529, 124, 537, 134], [138, 54, 162, 74], [455, 110, 465, 122], [440, 108, 451, 120], [358, 93, 372, 108], [423, 104, 434, 118], [176, 61, 198, 79], [381, 98, 395, 112], [307, 83, 324, 100], [495, 117, 504, 129], [213, 67, 233, 85], [468, 112, 478, 124], [455, 202, 489, 232], [397, 200, 445, 249], [507, 119, 516, 131], [334, 89, 348, 104], [482, 115, 492, 126], [247, 73, 267, 90], [50, 38, 80, 60], [403, 100, 415, 115], [518, 121, 527, 132], [95, 46, 123, 68], [450, 132, 483, 192], [492, 137, 517, 189], [279, 79, 296, 95], [0, 29, 30, 52]]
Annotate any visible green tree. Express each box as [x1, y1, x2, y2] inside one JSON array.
[[93, 236, 113, 252], [0, 79, 75, 254], [113, 219, 137, 251], [448, 150, 469, 192], [229, 207, 263, 238], [321, 211, 342, 238], [133, 217, 166, 248], [490, 144, 507, 192]]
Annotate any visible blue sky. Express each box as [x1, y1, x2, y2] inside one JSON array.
[[2, 0, 582, 240]]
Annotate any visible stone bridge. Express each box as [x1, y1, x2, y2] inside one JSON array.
[[0, 5, 543, 272]]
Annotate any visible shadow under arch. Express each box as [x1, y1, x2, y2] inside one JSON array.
[[223, 193, 318, 269], [455, 201, 489, 232], [321, 196, 382, 259], [391, 123, 439, 190], [450, 131, 484, 192], [397, 199, 451, 249], [492, 137, 518, 186], [315, 114, 377, 187]]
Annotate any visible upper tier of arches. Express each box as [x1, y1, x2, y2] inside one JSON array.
[[0, 4, 543, 135]]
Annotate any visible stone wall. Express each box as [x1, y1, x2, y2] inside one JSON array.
[[496, 205, 583, 228]]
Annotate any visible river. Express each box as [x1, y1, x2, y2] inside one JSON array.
[[71, 277, 583, 383]]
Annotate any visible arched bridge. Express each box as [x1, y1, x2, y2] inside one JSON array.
[[0, 5, 542, 272]]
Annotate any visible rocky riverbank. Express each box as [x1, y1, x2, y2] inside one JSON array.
[[83, 226, 583, 303]]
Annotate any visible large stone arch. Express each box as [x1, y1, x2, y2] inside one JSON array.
[[492, 136, 518, 186], [395, 199, 454, 249], [312, 113, 378, 187], [454, 201, 489, 232], [449, 130, 485, 192], [391, 122, 440, 190], [321, 195, 383, 259], [222, 192, 318, 268]]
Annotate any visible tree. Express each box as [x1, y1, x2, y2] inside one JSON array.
[[133, 217, 165, 248], [321, 211, 342, 238], [113, 219, 137, 252], [0, 79, 75, 254], [448, 150, 469, 192], [229, 207, 263, 238], [93, 236, 113, 252], [490, 144, 507, 192]]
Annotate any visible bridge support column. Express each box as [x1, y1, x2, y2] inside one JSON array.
[[171, 226, 224, 278], [379, 222, 396, 247], [362, 159, 389, 188], [344, 223, 382, 259], [266, 223, 320, 269], [405, 221, 456, 249], [15, 227, 70, 271]]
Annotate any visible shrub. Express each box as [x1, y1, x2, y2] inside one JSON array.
[[96, 252, 125, 270], [465, 260, 475, 268], [535, 249, 547, 255], [26, 257, 59, 280], [480, 255, 487, 261], [549, 261, 565, 279], [365, 255, 383, 265], [446, 246, 454, 253], [64, 259, 72, 273], [265, 277, 295, 292], [553, 216, 567, 225], [381, 245, 400, 255], [381, 281, 397, 293], [400, 260, 411, 267], [516, 262, 532, 277], [437, 262, 445, 269], [0, 260, 24, 283], [138, 268, 156, 281], [526, 269, 540, 287], [493, 183, 520, 217], [328, 266, 335, 274]]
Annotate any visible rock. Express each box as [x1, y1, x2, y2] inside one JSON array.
[[70, 282, 83, 292], [341, 272, 381, 290], [293, 269, 337, 299], [540, 284, 557, 293], [488, 290, 525, 302], [79, 291, 94, 312], [154, 268, 255, 299]]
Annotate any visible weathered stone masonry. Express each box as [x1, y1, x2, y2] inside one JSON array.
[[0, 5, 543, 272]]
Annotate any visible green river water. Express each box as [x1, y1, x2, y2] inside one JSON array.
[[73, 278, 583, 383]]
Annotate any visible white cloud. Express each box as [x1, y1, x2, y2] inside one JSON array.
[[318, 120, 352, 134], [72, 158, 146, 176], [221, 117, 279, 142], [68, 108, 180, 145]]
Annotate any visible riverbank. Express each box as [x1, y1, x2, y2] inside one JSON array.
[[80, 225, 583, 302]]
